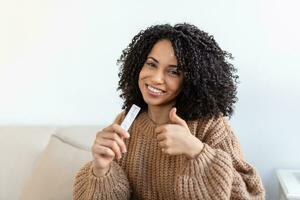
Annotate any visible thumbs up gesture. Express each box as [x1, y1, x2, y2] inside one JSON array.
[[155, 108, 204, 159]]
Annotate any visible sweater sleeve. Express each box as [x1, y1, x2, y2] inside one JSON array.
[[73, 111, 131, 200], [72, 161, 130, 200], [175, 116, 265, 200]]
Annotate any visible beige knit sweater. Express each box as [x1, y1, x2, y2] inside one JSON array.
[[73, 111, 265, 200]]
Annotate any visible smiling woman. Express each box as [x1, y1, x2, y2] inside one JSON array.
[[138, 40, 184, 122], [72, 23, 265, 200]]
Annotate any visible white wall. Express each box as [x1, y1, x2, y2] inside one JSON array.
[[1, 0, 300, 199]]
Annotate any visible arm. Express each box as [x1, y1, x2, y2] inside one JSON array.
[[73, 161, 130, 200], [175, 116, 265, 200], [73, 111, 131, 200]]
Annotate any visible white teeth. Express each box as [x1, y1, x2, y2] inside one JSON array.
[[147, 85, 164, 94]]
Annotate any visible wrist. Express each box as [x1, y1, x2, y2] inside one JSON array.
[[92, 163, 110, 177], [185, 136, 204, 159]]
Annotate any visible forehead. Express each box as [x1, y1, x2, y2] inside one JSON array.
[[147, 40, 177, 65]]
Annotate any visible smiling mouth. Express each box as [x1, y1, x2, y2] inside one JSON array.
[[146, 84, 166, 95]]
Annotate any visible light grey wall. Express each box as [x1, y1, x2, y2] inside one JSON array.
[[1, 0, 300, 199]]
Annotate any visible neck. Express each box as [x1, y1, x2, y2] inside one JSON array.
[[147, 104, 173, 125]]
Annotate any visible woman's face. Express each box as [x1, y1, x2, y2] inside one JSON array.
[[138, 39, 183, 109]]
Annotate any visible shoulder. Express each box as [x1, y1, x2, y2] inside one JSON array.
[[188, 113, 231, 144], [186, 113, 223, 131]]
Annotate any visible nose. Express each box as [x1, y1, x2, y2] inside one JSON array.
[[151, 69, 164, 84]]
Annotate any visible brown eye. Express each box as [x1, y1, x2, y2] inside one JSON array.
[[168, 69, 181, 76], [146, 62, 156, 68]]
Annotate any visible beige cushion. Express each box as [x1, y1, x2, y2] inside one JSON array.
[[54, 126, 101, 151], [0, 126, 56, 200], [20, 135, 92, 200]]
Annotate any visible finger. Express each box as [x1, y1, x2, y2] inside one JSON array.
[[158, 140, 167, 148], [156, 133, 166, 142], [102, 132, 127, 153], [98, 138, 122, 159], [169, 108, 188, 128], [92, 144, 115, 157], [98, 124, 130, 140], [102, 125, 114, 132], [161, 148, 170, 155], [162, 148, 173, 155], [96, 130, 104, 137], [96, 126, 113, 137], [161, 148, 169, 154], [111, 124, 130, 138], [102, 124, 127, 136], [155, 125, 166, 134]]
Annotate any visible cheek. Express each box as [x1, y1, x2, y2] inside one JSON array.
[[139, 67, 146, 79], [138, 67, 149, 83], [138, 70, 145, 90], [168, 79, 183, 93]]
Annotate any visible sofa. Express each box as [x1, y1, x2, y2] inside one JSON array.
[[0, 125, 102, 200]]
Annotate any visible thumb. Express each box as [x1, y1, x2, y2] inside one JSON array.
[[169, 108, 188, 128]]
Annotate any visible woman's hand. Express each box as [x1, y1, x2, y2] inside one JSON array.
[[92, 124, 130, 177], [155, 108, 204, 159]]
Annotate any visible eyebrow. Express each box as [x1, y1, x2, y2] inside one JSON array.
[[147, 56, 178, 68]]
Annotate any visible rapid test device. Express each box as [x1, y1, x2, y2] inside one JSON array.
[[120, 104, 141, 132]]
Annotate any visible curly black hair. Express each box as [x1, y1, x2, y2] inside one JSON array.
[[117, 23, 238, 120]]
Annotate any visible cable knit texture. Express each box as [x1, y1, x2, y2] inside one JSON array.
[[73, 111, 265, 200]]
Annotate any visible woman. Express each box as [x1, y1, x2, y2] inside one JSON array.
[[73, 23, 265, 199]]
